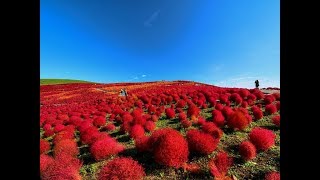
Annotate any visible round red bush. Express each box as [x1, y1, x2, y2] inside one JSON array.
[[276, 101, 280, 111], [178, 112, 187, 121], [40, 139, 51, 154], [98, 157, 145, 180], [253, 108, 263, 120], [53, 130, 74, 145], [144, 121, 156, 132], [41, 153, 82, 180], [53, 124, 65, 133], [40, 154, 54, 174], [227, 110, 250, 131], [215, 103, 224, 111], [221, 106, 234, 119], [212, 110, 225, 127], [104, 123, 116, 131], [80, 127, 101, 145], [54, 139, 79, 157], [181, 119, 192, 128], [187, 105, 200, 117], [186, 129, 219, 155], [93, 116, 106, 127], [90, 137, 125, 161], [241, 101, 248, 108], [265, 104, 277, 115], [265, 171, 280, 180], [272, 115, 280, 127], [130, 124, 145, 139], [165, 108, 176, 119], [201, 122, 223, 139], [249, 128, 276, 151], [239, 141, 256, 161], [149, 128, 189, 168]]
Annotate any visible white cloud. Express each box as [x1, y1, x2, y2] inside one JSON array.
[[213, 75, 280, 89], [141, 74, 147, 78], [133, 76, 139, 80]]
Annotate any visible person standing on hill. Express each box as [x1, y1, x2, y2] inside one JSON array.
[[255, 80, 259, 89]]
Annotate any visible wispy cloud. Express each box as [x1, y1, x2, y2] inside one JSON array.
[[141, 74, 147, 78], [213, 75, 280, 89], [133, 76, 139, 80], [144, 9, 160, 27]]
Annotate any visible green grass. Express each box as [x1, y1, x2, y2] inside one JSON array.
[[40, 79, 94, 85]]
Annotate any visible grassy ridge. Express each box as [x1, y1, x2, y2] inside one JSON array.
[[40, 79, 94, 85]]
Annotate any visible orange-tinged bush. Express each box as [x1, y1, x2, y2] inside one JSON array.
[[227, 110, 249, 131], [98, 157, 145, 180]]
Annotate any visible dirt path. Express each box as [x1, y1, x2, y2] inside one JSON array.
[[260, 89, 280, 94]]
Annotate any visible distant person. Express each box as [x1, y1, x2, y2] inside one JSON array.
[[124, 89, 128, 97], [255, 80, 259, 89]]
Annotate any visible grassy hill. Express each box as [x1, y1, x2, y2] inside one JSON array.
[[40, 79, 94, 85]]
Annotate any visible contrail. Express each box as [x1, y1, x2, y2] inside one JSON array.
[[144, 9, 160, 27]]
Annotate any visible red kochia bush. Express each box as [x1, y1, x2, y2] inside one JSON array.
[[221, 106, 234, 119], [144, 121, 156, 132], [208, 151, 233, 178], [98, 157, 146, 180], [265, 104, 278, 115], [265, 171, 280, 180], [178, 112, 187, 121], [239, 89, 250, 98], [80, 127, 101, 145], [201, 122, 223, 139], [93, 116, 106, 127], [264, 95, 276, 105], [187, 105, 200, 117], [133, 115, 147, 126], [130, 124, 145, 139], [272, 115, 280, 127], [239, 141, 257, 161], [186, 129, 219, 155], [181, 119, 192, 128], [165, 108, 176, 119], [249, 128, 276, 151], [104, 123, 116, 131], [53, 124, 65, 133], [151, 114, 159, 122], [227, 110, 249, 131], [40, 139, 51, 154], [122, 113, 134, 123], [176, 100, 187, 108], [215, 103, 224, 111], [149, 128, 189, 168], [90, 137, 125, 161], [253, 108, 263, 120], [212, 110, 225, 127], [54, 139, 79, 157], [40, 154, 54, 174], [41, 153, 82, 180], [241, 101, 248, 108], [276, 101, 280, 111], [53, 130, 74, 145]]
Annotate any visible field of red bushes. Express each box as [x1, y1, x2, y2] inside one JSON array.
[[40, 81, 280, 180]]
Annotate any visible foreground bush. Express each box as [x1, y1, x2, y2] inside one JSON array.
[[98, 157, 145, 180], [239, 141, 256, 161], [186, 129, 219, 155], [249, 128, 276, 151], [208, 151, 233, 179], [148, 128, 189, 168]]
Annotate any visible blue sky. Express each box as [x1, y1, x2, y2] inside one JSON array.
[[40, 0, 279, 88]]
